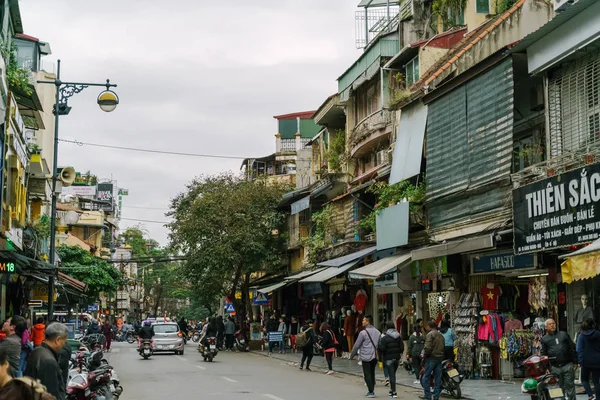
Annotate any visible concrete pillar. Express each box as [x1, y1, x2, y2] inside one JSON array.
[[295, 133, 301, 151], [275, 134, 282, 153]]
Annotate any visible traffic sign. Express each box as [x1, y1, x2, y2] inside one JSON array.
[[253, 291, 269, 305], [88, 304, 99, 312], [225, 303, 235, 313]]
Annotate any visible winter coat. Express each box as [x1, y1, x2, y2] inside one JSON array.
[[32, 323, 46, 345], [577, 329, 600, 369], [321, 330, 336, 351], [25, 343, 65, 400], [300, 324, 316, 347], [440, 327, 456, 347], [86, 322, 102, 335], [266, 318, 279, 333], [224, 320, 236, 335], [541, 330, 576, 366], [277, 322, 287, 334], [408, 333, 426, 359], [0, 334, 21, 377], [349, 325, 381, 362], [58, 342, 72, 389], [379, 329, 404, 361], [424, 329, 444, 360]]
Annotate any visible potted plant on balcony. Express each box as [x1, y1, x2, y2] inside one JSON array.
[[27, 143, 41, 155]]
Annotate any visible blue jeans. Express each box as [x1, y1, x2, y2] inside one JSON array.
[[421, 359, 442, 400], [18, 350, 28, 377]]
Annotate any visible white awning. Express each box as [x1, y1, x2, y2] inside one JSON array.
[[389, 102, 427, 185], [291, 196, 310, 215], [300, 262, 357, 283], [257, 281, 287, 294], [412, 234, 494, 261], [317, 246, 377, 267], [285, 268, 327, 281], [348, 251, 412, 279]]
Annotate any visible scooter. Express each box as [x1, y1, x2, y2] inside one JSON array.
[[521, 355, 565, 399], [191, 330, 201, 343], [419, 359, 463, 399], [125, 331, 135, 344], [235, 330, 249, 352], [139, 339, 154, 360], [198, 337, 219, 362]]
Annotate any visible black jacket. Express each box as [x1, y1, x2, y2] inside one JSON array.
[[58, 342, 72, 389], [321, 330, 336, 350], [541, 330, 576, 366], [266, 318, 278, 333], [139, 326, 155, 340], [379, 329, 404, 361], [86, 323, 102, 335], [0, 334, 21, 377], [300, 324, 316, 347], [25, 343, 65, 400], [408, 333, 425, 359]]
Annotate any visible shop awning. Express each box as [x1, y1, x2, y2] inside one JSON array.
[[348, 251, 412, 279], [291, 196, 310, 215], [560, 237, 600, 283], [317, 246, 377, 267], [257, 281, 287, 294], [285, 268, 327, 281], [300, 262, 358, 283], [559, 238, 600, 259], [411, 234, 494, 261]]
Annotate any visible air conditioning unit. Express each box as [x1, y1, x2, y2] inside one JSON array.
[[375, 150, 389, 166]]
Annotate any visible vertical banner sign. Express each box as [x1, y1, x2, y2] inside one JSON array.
[[117, 188, 128, 219], [513, 163, 600, 254], [97, 183, 114, 212]]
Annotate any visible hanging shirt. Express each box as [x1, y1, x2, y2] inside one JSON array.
[[480, 284, 502, 310], [354, 290, 368, 312]]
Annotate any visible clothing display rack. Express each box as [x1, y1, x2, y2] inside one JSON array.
[[453, 293, 480, 377]]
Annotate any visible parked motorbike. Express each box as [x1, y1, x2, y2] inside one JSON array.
[[125, 331, 135, 344], [81, 333, 105, 352], [67, 351, 123, 400], [139, 339, 154, 360], [198, 336, 218, 362], [235, 330, 249, 352], [521, 356, 565, 399], [419, 359, 463, 399]]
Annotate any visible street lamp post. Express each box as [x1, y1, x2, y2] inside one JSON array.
[[37, 59, 118, 321]]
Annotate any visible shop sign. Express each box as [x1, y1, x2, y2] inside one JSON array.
[[6, 228, 23, 250], [88, 304, 99, 312], [302, 282, 323, 296], [0, 262, 16, 273], [31, 284, 57, 302], [471, 252, 535, 274], [96, 183, 114, 211], [513, 163, 600, 254], [62, 186, 97, 196], [412, 256, 447, 279], [374, 273, 398, 289]]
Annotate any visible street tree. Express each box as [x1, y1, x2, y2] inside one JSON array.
[[57, 244, 121, 300], [168, 172, 288, 327]]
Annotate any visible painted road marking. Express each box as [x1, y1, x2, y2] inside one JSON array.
[[263, 394, 285, 400], [175, 355, 187, 362], [195, 365, 206, 370], [221, 377, 238, 383]]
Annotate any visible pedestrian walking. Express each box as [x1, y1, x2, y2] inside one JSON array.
[[25, 322, 69, 400], [420, 320, 444, 400], [277, 317, 287, 353], [101, 319, 112, 352], [541, 318, 577, 400], [289, 316, 299, 352], [224, 317, 235, 351], [379, 321, 404, 398], [408, 324, 425, 384], [439, 320, 456, 361], [298, 319, 315, 371], [31, 318, 45, 348], [217, 316, 225, 350], [0, 316, 26, 378], [577, 318, 600, 400], [320, 322, 337, 375], [349, 314, 381, 398], [18, 322, 32, 377]]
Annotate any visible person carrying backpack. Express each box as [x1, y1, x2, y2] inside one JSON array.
[[379, 321, 404, 398], [298, 320, 316, 371], [408, 324, 425, 384]]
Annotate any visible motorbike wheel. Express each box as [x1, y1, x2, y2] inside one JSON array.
[[208, 354, 214, 362], [97, 385, 114, 400], [127, 336, 134, 344], [192, 334, 200, 343], [445, 380, 462, 399]]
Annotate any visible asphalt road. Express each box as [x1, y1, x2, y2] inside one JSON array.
[[104, 342, 423, 399]]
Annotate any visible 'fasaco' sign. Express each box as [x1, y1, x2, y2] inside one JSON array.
[[513, 163, 600, 254]]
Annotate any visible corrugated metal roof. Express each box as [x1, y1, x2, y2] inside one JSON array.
[[285, 268, 327, 280], [299, 262, 358, 283], [317, 246, 377, 267], [348, 251, 411, 279], [257, 281, 287, 294], [511, 0, 595, 53]]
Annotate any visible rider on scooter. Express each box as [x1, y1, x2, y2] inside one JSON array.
[[138, 320, 155, 347], [200, 317, 218, 347]]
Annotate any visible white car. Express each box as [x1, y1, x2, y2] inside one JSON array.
[[151, 322, 185, 355]]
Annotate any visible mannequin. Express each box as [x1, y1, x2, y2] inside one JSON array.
[[344, 309, 356, 356], [575, 294, 594, 333]]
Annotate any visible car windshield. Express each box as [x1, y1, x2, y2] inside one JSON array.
[[153, 324, 179, 334]]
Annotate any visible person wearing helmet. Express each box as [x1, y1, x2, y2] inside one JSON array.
[[523, 378, 538, 392], [138, 321, 154, 342]]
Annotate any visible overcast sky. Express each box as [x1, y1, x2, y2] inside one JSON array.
[[19, 0, 362, 245]]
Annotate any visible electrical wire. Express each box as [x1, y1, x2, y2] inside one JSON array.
[[58, 138, 313, 161], [120, 217, 170, 224]]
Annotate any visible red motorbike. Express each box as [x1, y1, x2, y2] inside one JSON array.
[[235, 330, 249, 352]]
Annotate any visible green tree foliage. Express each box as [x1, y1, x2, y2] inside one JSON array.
[[56, 244, 121, 299], [325, 130, 347, 173], [302, 204, 339, 265], [168, 172, 288, 322], [1, 42, 32, 96]]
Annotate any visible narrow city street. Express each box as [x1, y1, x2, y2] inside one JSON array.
[[105, 342, 424, 400]]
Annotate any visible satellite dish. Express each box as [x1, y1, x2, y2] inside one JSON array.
[[63, 211, 80, 225]]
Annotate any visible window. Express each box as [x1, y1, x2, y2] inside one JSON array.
[[405, 56, 419, 87], [354, 77, 381, 122], [152, 324, 179, 334], [476, 0, 490, 14]]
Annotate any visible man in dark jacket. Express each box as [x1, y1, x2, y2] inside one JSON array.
[[216, 316, 225, 350], [0, 315, 26, 377], [57, 332, 72, 389], [299, 319, 316, 371], [25, 322, 68, 400], [379, 321, 404, 398], [421, 320, 444, 400], [541, 319, 576, 400]]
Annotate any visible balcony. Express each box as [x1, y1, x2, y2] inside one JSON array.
[[350, 109, 393, 156]]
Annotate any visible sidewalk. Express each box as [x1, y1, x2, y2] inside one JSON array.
[[251, 350, 588, 399]]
